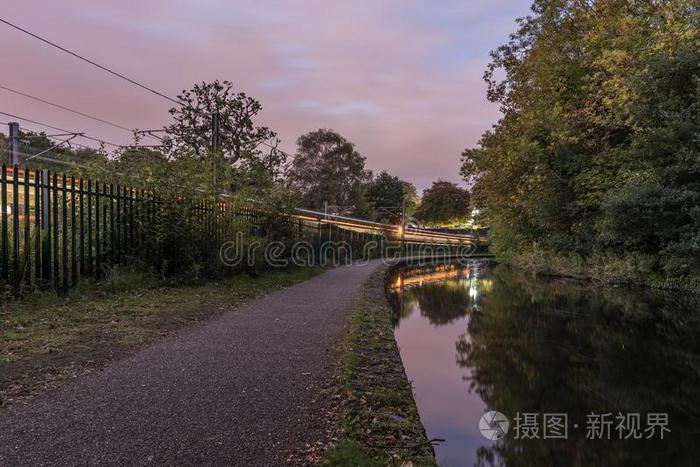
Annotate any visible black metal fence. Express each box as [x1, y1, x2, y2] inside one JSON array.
[[0, 165, 250, 294]]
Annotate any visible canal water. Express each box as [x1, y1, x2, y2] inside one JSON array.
[[387, 261, 700, 466]]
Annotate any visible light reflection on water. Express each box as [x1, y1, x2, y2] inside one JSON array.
[[387, 261, 700, 467]]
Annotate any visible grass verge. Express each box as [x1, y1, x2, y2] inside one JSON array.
[[506, 246, 700, 294], [0, 266, 321, 408], [320, 266, 436, 467]]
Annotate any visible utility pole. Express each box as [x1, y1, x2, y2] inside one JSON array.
[[8, 122, 20, 165], [210, 112, 220, 188]]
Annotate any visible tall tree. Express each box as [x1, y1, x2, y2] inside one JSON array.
[[414, 180, 470, 226], [165, 80, 284, 189], [365, 171, 405, 222], [364, 171, 421, 222], [287, 129, 371, 210]]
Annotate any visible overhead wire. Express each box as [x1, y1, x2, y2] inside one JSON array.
[[14, 122, 95, 151], [16, 125, 95, 166], [0, 84, 132, 132], [0, 85, 164, 144], [23, 134, 79, 161], [0, 17, 182, 107], [0, 17, 284, 158], [14, 150, 86, 168], [0, 110, 122, 148]]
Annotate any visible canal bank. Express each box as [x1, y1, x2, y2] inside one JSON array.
[[321, 264, 437, 466]]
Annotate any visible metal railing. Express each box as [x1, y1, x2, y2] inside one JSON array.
[[0, 165, 246, 293]]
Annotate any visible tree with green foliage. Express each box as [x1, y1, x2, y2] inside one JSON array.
[[401, 181, 420, 217], [287, 129, 371, 211], [414, 180, 470, 226], [365, 171, 404, 222], [461, 0, 699, 283], [165, 80, 284, 192], [364, 171, 421, 222]]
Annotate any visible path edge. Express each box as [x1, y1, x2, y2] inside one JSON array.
[[318, 264, 436, 466]]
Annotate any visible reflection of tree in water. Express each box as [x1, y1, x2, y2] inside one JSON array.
[[457, 266, 700, 467], [386, 285, 415, 326], [387, 264, 483, 326], [413, 281, 472, 325]]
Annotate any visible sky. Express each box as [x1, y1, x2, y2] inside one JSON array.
[[0, 0, 531, 192]]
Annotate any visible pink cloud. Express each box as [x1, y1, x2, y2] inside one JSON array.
[[0, 0, 529, 190]]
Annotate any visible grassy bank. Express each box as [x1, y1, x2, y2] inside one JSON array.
[[503, 245, 700, 294], [321, 267, 436, 467], [0, 266, 321, 408]]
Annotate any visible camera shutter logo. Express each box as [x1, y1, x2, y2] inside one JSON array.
[[479, 411, 509, 440]]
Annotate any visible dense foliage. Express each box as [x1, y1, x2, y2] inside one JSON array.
[[364, 171, 419, 222], [287, 128, 372, 212], [462, 0, 700, 284], [414, 180, 471, 226]]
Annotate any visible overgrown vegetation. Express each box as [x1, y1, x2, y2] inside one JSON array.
[[461, 0, 699, 290], [0, 266, 320, 407], [321, 267, 436, 467]]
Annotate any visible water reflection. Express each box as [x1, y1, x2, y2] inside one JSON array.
[[389, 263, 492, 326], [388, 262, 700, 467]]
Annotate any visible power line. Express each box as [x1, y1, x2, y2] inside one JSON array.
[[18, 121, 158, 155], [133, 129, 165, 141], [16, 119, 162, 153], [0, 17, 182, 107], [15, 150, 86, 168], [0, 84, 162, 143], [0, 110, 122, 148], [1, 110, 81, 134], [23, 134, 78, 162], [13, 122, 96, 151], [0, 84, 134, 132]]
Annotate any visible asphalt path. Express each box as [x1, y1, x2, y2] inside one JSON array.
[[0, 261, 382, 466]]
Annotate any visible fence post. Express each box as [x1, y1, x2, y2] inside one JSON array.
[[12, 166, 19, 287], [1, 165, 7, 281], [23, 167, 30, 287], [79, 178, 84, 276], [87, 180, 93, 276], [8, 123, 20, 165], [34, 169, 40, 284], [62, 174, 68, 290], [41, 169, 51, 283], [115, 184, 121, 258], [70, 177, 77, 286], [52, 173, 58, 288]]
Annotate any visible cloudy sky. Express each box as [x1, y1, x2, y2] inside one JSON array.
[[1, 0, 531, 191]]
